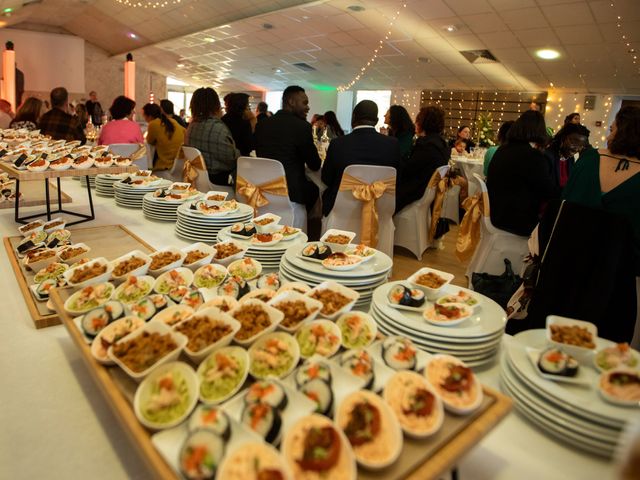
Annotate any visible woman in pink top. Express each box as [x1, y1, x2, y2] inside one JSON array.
[[98, 95, 144, 145]]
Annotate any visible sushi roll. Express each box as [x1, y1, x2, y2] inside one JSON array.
[[340, 350, 375, 390], [189, 202, 198, 210], [13, 153, 28, 167], [231, 223, 256, 237], [217, 276, 250, 299], [35, 278, 57, 300], [130, 297, 156, 321], [16, 239, 36, 254], [147, 294, 172, 312], [382, 337, 417, 371], [169, 285, 190, 303], [301, 243, 319, 258], [408, 288, 426, 307], [181, 290, 204, 310], [81, 307, 111, 338], [103, 301, 125, 321], [46, 237, 60, 249], [387, 285, 413, 306], [241, 402, 282, 444], [188, 406, 231, 441], [179, 429, 226, 480], [316, 245, 332, 260], [245, 381, 288, 410], [301, 378, 334, 416], [256, 273, 280, 291], [295, 361, 332, 387], [538, 348, 579, 377]]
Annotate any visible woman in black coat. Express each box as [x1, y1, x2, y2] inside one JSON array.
[[395, 105, 449, 213]]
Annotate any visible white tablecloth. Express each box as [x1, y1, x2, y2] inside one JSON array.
[[453, 156, 484, 196], [0, 179, 615, 479]]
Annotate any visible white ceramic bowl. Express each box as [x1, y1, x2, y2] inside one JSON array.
[[108, 321, 188, 381], [71, 156, 95, 169], [306, 280, 360, 321], [423, 302, 473, 327], [252, 213, 282, 233], [277, 281, 311, 295], [250, 232, 284, 247], [227, 257, 262, 281], [211, 241, 248, 267], [198, 295, 238, 313], [174, 307, 241, 363], [296, 319, 342, 359], [23, 248, 59, 272], [546, 315, 598, 364], [110, 250, 152, 281], [597, 368, 640, 407], [193, 263, 227, 289], [196, 346, 249, 405], [112, 275, 155, 305], [133, 361, 199, 429], [321, 253, 364, 271], [203, 190, 229, 205], [18, 220, 44, 237], [423, 354, 483, 415], [240, 288, 278, 303], [229, 298, 284, 346], [181, 242, 215, 271], [153, 267, 194, 294], [26, 158, 50, 172], [248, 331, 300, 380], [407, 267, 455, 299], [148, 247, 187, 276], [63, 257, 113, 288], [90, 315, 145, 364], [268, 290, 323, 333], [42, 217, 66, 234], [56, 243, 92, 265], [169, 182, 191, 194], [63, 282, 115, 315], [94, 157, 113, 168], [336, 311, 377, 349], [320, 228, 356, 252], [150, 304, 194, 327]]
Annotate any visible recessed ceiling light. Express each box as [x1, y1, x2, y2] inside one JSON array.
[[275, 68, 283, 73], [177, 63, 184, 68], [443, 24, 458, 33], [128, 32, 138, 39], [205, 37, 215, 43], [536, 49, 560, 60], [347, 5, 365, 12]]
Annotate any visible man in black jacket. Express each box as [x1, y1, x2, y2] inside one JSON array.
[[321, 100, 400, 216], [254, 86, 321, 211]]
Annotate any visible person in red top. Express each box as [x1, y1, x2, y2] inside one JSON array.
[[98, 96, 144, 145]]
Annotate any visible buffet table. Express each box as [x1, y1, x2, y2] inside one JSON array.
[[0, 178, 616, 480]]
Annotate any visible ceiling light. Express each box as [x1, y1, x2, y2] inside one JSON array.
[[205, 37, 215, 43], [275, 68, 283, 73], [536, 49, 560, 60], [127, 32, 138, 39], [443, 25, 458, 33], [347, 5, 365, 12], [3, 7, 12, 13], [417, 57, 431, 63], [177, 63, 184, 68]]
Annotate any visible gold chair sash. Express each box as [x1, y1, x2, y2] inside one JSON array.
[[455, 193, 486, 262], [236, 175, 289, 215], [182, 153, 207, 188], [338, 173, 396, 248], [428, 172, 468, 242], [130, 144, 147, 161]]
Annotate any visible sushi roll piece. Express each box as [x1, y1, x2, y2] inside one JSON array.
[[179, 429, 226, 480], [387, 285, 413, 306], [46, 237, 60, 249], [537, 348, 579, 377], [189, 202, 198, 210], [301, 244, 319, 258], [295, 361, 332, 387], [256, 273, 280, 291], [300, 378, 334, 416], [382, 337, 417, 371], [233, 276, 250, 297], [245, 381, 288, 410], [243, 223, 257, 236], [130, 297, 156, 321], [181, 290, 204, 310], [121, 176, 133, 184], [81, 307, 111, 338], [316, 245, 332, 260], [13, 153, 28, 167], [241, 402, 282, 444], [231, 223, 245, 235], [169, 285, 190, 303], [103, 300, 125, 321], [340, 350, 375, 390], [147, 294, 172, 312], [217, 278, 242, 299], [35, 278, 57, 300], [188, 406, 231, 441], [409, 288, 426, 307], [16, 239, 36, 254]]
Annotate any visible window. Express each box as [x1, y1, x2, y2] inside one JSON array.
[[355, 90, 391, 129], [265, 91, 283, 114]]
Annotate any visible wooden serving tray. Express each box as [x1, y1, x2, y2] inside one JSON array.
[[0, 162, 138, 181], [4, 224, 155, 329], [0, 180, 72, 209], [50, 282, 512, 480]]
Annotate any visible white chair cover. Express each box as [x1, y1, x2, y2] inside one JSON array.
[[236, 156, 305, 229], [108, 143, 148, 170], [466, 173, 529, 286], [322, 164, 397, 258], [393, 165, 449, 259]]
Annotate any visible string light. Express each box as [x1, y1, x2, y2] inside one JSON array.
[[337, 2, 407, 92], [115, 0, 182, 7]]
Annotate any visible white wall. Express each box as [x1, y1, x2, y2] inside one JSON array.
[[0, 29, 84, 93]]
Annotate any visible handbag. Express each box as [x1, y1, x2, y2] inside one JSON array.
[[471, 259, 522, 309]]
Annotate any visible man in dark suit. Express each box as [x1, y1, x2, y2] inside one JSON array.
[[321, 100, 401, 216], [254, 86, 321, 212]]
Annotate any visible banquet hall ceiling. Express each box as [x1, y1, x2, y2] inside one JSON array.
[[1, 0, 639, 94]]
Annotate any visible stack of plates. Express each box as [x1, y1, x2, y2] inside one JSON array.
[[142, 192, 202, 222], [79, 175, 96, 188], [501, 330, 626, 458], [175, 201, 253, 242], [279, 244, 392, 310], [95, 173, 127, 197], [113, 179, 172, 209], [369, 281, 505, 368], [216, 226, 308, 270]]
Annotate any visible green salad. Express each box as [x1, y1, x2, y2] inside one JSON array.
[[143, 371, 191, 424], [194, 267, 226, 288], [339, 316, 373, 349], [200, 351, 246, 401], [296, 323, 340, 358], [115, 278, 152, 304], [34, 262, 67, 283], [250, 340, 295, 379], [69, 283, 114, 312]]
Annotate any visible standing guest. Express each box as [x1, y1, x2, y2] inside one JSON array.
[[254, 85, 321, 212], [529, 101, 541, 112], [185, 87, 239, 186], [9, 97, 42, 131], [449, 125, 475, 153], [323, 111, 344, 139], [0, 99, 13, 128], [179, 108, 187, 124], [85, 91, 104, 126], [313, 115, 326, 141], [160, 99, 187, 129], [142, 103, 185, 171], [98, 96, 144, 145], [564, 112, 580, 125], [544, 123, 590, 189], [39, 87, 86, 142], [321, 100, 400, 216], [221, 93, 254, 156], [256, 101, 269, 123], [483, 120, 514, 176], [487, 110, 558, 236], [384, 105, 414, 160], [395, 105, 449, 213]]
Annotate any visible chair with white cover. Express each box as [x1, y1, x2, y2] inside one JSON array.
[[108, 143, 149, 170], [178, 146, 236, 197], [236, 156, 305, 228], [322, 164, 397, 258], [466, 173, 529, 286], [393, 165, 449, 259]]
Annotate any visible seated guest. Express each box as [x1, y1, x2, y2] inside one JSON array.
[[142, 103, 185, 171], [487, 110, 559, 236], [185, 87, 239, 185], [544, 123, 590, 189], [483, 120, 514, 176], [98, 96, 144, 145], [323, 110, 344, 139], [384, 105, 414, 160], [321, 100, 401, 216], [160, 99, 187, 128], [75, 104, 89, 129], [10, 97, 43, 131], [255, 101, 269, 123], [452, 139, 467, 156], [221, 93, 254, 156], [395, 105, 449, 213], [449, 125, 475, 153], [39, 87, 85, 142], [564, 112, 580, 126], [0, 99, 14, 129], [254, 85, 321, 211]]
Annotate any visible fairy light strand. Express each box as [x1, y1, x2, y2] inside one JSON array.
[[115, 0, 182, 8]]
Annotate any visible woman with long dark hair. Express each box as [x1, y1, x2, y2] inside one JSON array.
[[98, 96, 143, 145], [384, 105, 414, 160], [142, 102, 185, 171], [185, 87, 239, 185], [449, 125, 476, 153], [323, 110, 344, 139], [221, 92, 253, 156], [10, 97, 43, 131]]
